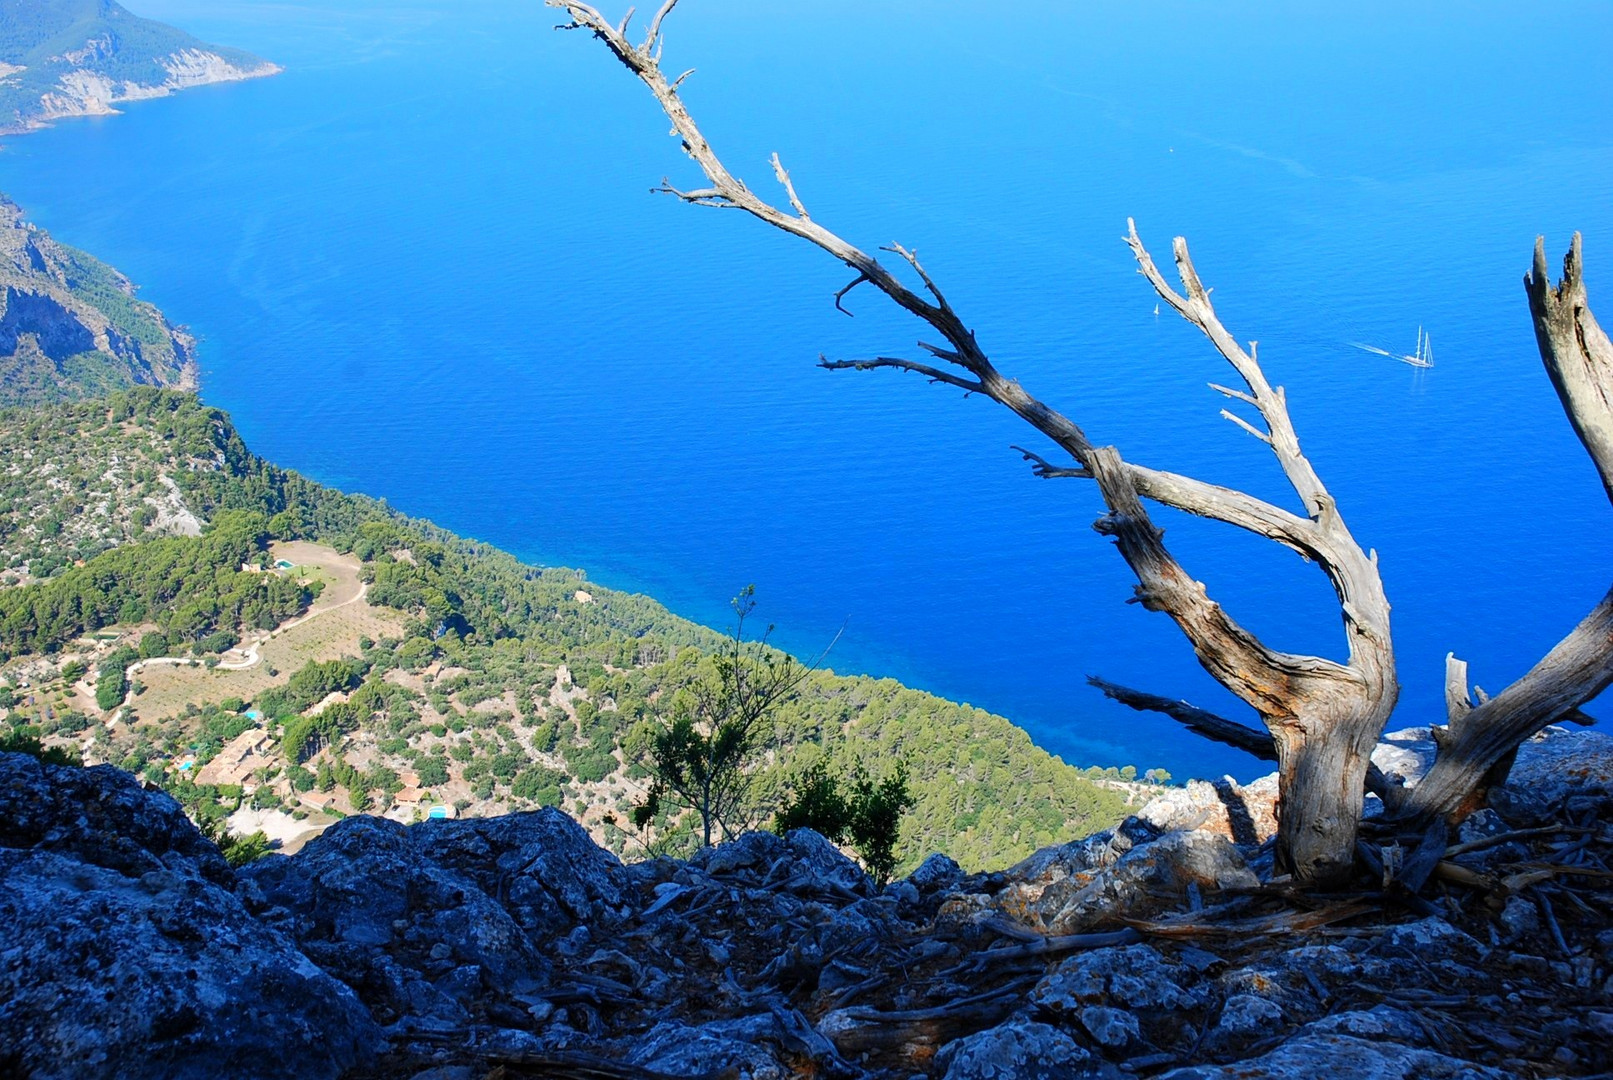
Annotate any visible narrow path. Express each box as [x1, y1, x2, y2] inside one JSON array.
[[122, 581, 372, 694]]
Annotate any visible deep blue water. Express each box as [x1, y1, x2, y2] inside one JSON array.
[[6, 0, 1612, 780]]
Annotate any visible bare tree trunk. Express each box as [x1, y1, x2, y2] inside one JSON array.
[[1273, 699, 1394, 882]]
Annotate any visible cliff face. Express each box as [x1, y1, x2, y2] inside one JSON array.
[[3, 726, 1610, 1080], [0, 0, 279, 135], [0, 195, 196, 407]]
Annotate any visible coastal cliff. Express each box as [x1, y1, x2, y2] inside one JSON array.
[[0, 195, 196, 406], [0, 0, 278, 135]]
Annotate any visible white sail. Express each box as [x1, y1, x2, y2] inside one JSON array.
[[1353, 328, 1434, 368]]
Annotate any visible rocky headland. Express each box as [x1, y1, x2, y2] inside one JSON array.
[[0, 0, 279, 136], [0, 195, 196, 406], [5, 725, 1610, 1080]]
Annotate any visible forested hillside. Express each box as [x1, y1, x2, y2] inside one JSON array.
[[0, 391, 1146, 871], [0, 195, 195, 407], [0, 0, 277, 134]]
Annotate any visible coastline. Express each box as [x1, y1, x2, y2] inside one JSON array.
[[1, 55, 282, 138]]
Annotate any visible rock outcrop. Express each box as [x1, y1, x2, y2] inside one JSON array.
[[3, 725, 1612, 1078], [0, 196, 197, 407], [0, 755, 379, 1080]]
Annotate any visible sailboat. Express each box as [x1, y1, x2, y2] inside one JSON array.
[[1351, 327, 1434, 369]]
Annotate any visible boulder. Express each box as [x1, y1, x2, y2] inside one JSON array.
[[1499, 726, 1613, 809], [0, 752, 229, 883], [1008, 830, 1258, 934], [786, 828, 874, 898], [1206, 993, 1284, 1047], [1031, 943, 1203, 1013], [239, 815, 549, 1021], [932, 1016, 1100, 1080], [1372, 725, 1613, 818], [695, 829, 789, 876], [1305, 1006, 1428, 1043], [1136, 775, 1279, 845], [1078, 1005, 1141, 1049], [628, 1017, 790, 1080], [908, 851, 964, 891], [413, 807, 629, 932], [0, 756, 380, 1080], [1158, 1033, 1507, 1079]]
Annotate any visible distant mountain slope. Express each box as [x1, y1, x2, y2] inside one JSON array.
[[0, 0, 278, 134], [0, 194, 196, 407]]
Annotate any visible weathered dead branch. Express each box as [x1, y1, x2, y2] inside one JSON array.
[[1402, 237, 1613, 824], [548, 1, 1611, 885]]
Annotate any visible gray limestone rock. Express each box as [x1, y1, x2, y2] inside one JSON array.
[[413, 806, 629, 932], [696, 829, 789, 876], [1211, 993, 1284, 1040], [786, 828, 874, 898], [0, 846, 378, 1080], [1499, 896, 1541, 940], [239, 815, 549, 1019], [1079, 1005, 1141, 1049], [1137, 775, 1280, 845], [0, 751, 229, 883], [908, 851, 964, 891], [1305, 1006, 1428, 1043], [1031, 944, 1202, 1013], [1025, 830, 1258, 934], [1373, 916, 1485, 962], [933, 1016, 1097, 1080], [628, 1016, 794, 1079], [1158, 1033, 1507, 1079], [1372, 724, 1613, 822]]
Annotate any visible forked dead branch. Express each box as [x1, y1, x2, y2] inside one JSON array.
[[547, 0, 1613, 887]]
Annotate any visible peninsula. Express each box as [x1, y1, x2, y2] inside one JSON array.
[[0, 0, 279, 135]]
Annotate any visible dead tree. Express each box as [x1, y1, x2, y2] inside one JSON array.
[[1396, 237, 1613, 823], [547, 0, 1612, 884]]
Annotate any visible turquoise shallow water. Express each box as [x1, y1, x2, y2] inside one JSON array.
[[5, 0, 1612, 779]]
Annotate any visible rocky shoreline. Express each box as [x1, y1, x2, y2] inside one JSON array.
[[8, 52, 281, 136], [3, 726, 1611, 1079]]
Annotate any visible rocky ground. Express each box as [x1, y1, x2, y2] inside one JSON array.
[[3, 727, 1611, 1080]]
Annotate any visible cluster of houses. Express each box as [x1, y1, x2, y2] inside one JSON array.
[[187, 723, 453, 826]]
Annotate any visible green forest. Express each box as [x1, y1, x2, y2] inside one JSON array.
[[0, 389, 1148, 872]]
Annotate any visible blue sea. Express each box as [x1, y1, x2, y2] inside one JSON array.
[[6, 0, 1611, 780]]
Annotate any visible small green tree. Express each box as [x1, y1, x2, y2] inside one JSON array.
[[0, 727, 83, 767], [773, 760, 845, 835], [638, 587, 824, 848], [94, 668, 128, 712], [196, 815, 273, 867], [844, 763, 917, 886], [775, 759, 916, 886]]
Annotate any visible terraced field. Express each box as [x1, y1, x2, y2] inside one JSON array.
[[129, 543, 403, 721]]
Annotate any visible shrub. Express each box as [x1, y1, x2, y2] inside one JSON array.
[[510, 764, 565, 806], [0, 727, 82, 767], [774, 760, 916, 886]]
